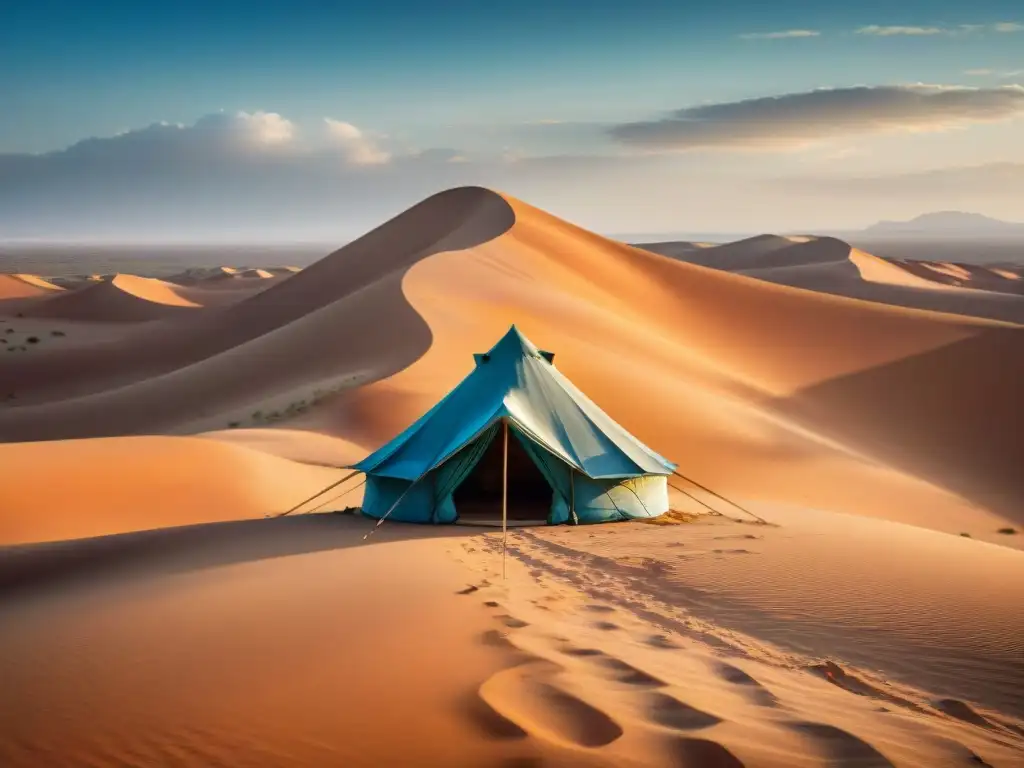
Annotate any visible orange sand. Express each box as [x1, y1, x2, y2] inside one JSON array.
[[1, 187, 1022, 766]]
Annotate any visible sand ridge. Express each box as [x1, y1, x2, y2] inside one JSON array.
[[1, 187, 1022, 545], [1, 186, 1024, 766], [640, 238, 1024, 325]]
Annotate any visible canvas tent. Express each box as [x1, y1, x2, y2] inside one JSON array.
[[352, 326, 676, 525]]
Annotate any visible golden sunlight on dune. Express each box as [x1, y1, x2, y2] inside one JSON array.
[[1, 187, 1022, 767]]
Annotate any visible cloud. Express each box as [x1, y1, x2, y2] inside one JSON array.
[[240, 111, 296, 145], [855, 25, 945, 36], [323, 118, 391, 165], [0, 110, 651, 239], [609, 85, 1024, 151], [964, 68, 1024, 78], [738, 29, 819, 40], [856, 22, 1023, 36]]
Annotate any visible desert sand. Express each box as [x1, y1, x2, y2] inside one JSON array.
[[1, 186, 1022, 766]]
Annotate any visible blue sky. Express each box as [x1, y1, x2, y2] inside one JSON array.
[[2, 0, 1023, 238]]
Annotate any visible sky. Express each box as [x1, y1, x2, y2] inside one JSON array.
[[2, 0, 1023, 240]]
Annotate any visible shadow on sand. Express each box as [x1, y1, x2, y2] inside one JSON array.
[[768, 327, 1024, 527], [0, 513, 487, 599]]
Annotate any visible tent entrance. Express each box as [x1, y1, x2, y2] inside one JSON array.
[[454, 426, 552, 524]]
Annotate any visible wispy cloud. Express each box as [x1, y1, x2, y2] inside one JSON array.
[[855, 25, 945, 36], [738, 29, 820, 40], [609, 85, 1024, 151], [856, 21, 1024, 36], [965, 68, 1024, 79]]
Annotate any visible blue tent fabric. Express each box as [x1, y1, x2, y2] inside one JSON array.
[[352, 326, 676, 525]]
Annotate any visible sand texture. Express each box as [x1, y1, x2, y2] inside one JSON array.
[[1, 187, 1022, 766]]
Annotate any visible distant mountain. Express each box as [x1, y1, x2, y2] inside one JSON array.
[[861, 212, 1024, 239]]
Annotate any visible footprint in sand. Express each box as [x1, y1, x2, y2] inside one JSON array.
[[480, 629, 518, 650], [644, 634, 680, 650], [461, 690, 528, 740], [714, 662, 779, 707], [590, 656, 668, 688], [787, 722, 895, 767], [808, 661, 923, 713], [593, 620, 620, 631], [498, 615, 530, 629], [583, 603, 616, 614], [671, 737, 746, 768], [933, 698, 1023, 740], [457, 585, 480, 595], [559, 645, 606, 658], [478, 661, 624, 749], [645, 692, 722, 730], [483, 600, 501, 608]]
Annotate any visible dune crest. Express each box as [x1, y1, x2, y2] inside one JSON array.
[[1, 186, 1022, 544], [22, 273, 206, 321]]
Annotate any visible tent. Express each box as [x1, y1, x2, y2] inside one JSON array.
[[352, 325, 676, 525]]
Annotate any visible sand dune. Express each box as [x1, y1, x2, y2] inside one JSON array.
[[168, 265, 299, 287], [1, 514, 1020, 767], [641, 234, 818, 271], [22, 273, 206, 321], [640, 237, 1024, 324], [2, 186, 1024, 767], [0, 273, 63, 300], [0, 436, 340, 545], [2, 187, 1023, 543]]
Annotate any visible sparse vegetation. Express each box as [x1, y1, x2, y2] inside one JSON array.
[[51, 330, 66, 337], [228, 421, 241, 428], [959, 532, 971, 537], [26, 336, 39, 344], [252, 410, 264, 420], [997, 527, 1017, 535], [4, 329, 12, 334]]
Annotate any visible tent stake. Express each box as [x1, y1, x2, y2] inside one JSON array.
[[502, 419, 509, 580]]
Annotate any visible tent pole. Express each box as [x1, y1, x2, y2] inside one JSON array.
[[570, 468, 576, 525], [502, 419, 509, 580]]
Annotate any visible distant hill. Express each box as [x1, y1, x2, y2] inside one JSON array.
[[861, 212, 1024, 239]]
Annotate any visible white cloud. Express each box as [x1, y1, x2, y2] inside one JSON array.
[[738, 29, 820, 40], [609, 85, 1024, 151], [857, 22, 1024, 36], [855, 25, 945, 36], [238, 111, 296, 145], [323, 118, 391, 165]]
